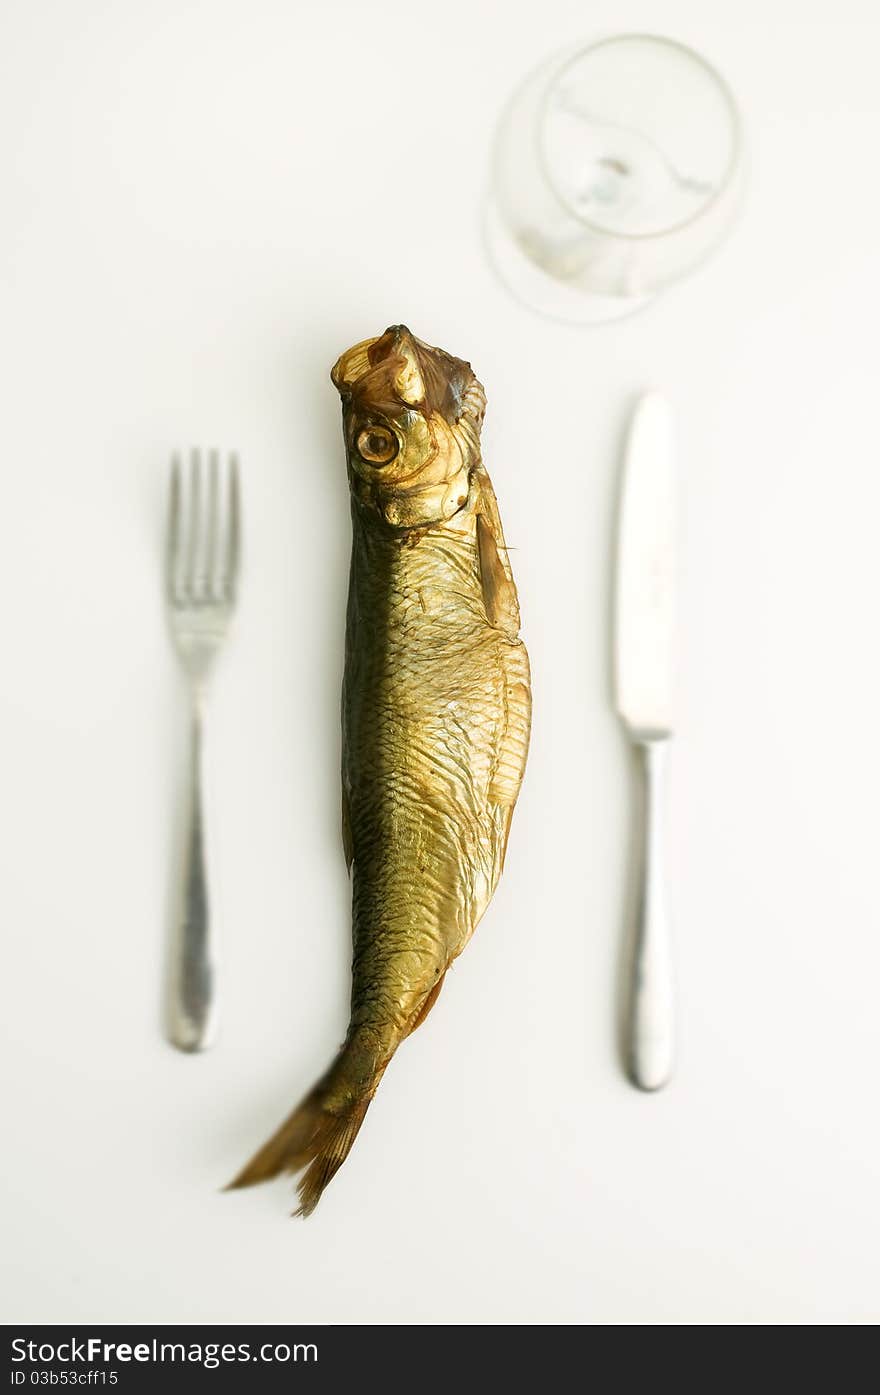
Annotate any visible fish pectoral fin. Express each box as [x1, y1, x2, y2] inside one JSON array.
[[477, 514, 520, 637], [488, 640, 532, 812], [406, 972, 447, 1035]]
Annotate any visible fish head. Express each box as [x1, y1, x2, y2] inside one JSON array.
[[331, 325, 485, 529]]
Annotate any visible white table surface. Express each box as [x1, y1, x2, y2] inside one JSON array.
[[2, 0, 879, 1326]]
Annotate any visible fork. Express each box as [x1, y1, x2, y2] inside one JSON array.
[[165, 449, 240, 1052]]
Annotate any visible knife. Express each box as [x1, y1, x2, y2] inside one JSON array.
[[614, 392, 677, 1092]]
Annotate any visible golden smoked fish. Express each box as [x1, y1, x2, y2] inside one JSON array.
[[230, 326, 531, 1214]]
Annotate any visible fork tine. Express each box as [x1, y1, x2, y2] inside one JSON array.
[[224, 452, 241, 600], [167, 453, 183, 599], [185, 448, 202, 597], [205, 449, 220, 598]]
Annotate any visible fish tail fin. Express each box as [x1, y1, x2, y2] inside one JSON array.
[[226, 1034, 380, 1217]]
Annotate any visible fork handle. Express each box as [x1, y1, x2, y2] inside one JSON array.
[[167, 701, 217, 1051]]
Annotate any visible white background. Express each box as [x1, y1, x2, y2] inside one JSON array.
[[1, 0, 879, 1326]]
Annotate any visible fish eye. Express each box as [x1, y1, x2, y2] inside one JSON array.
[[356, 425, 398, 466]]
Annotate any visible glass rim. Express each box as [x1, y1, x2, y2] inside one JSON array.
[[536, 32, 744, 243]]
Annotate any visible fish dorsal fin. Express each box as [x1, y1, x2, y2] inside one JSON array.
[[477, 513, 519, 637]]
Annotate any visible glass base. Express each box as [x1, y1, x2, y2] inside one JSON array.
[[484, 196, 657, 326]]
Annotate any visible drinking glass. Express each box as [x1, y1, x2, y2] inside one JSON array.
[[486, 34, 745, 323]]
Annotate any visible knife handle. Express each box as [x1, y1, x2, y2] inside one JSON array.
[[626, 737, 675, 1091]]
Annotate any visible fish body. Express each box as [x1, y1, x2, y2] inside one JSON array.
[[231, 326, 530, 1214]]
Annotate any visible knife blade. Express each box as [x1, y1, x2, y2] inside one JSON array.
[[615, 391, 676, 738], [614, 392, 677, 1091]]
